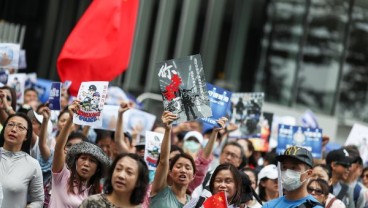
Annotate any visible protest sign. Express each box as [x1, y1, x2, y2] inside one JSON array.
[[200, 83, 232, 130], [345, 123, 368, 165], [48, 82, 62, 110], [0, 43, 20, 69], [230, 92, 264, 138], [145, 131, 164, 182], [7, 73, 26, 103], [73, 81, 109, 127], [277, 124, 323, 158], [157, 54, 212, 124]]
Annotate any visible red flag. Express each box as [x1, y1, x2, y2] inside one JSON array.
[[203, 192, 228, 208], [57, 0, 139, 96]]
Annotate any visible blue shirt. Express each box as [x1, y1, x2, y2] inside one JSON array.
[[262, 195, 323, 208]]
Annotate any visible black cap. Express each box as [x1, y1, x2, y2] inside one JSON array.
[[326, 148, 354, 165], [276, 146, 313, 168]]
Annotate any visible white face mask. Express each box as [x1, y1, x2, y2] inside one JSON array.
[[281, 169, 308, 191]]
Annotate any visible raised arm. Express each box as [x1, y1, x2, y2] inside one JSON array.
[[202, 117, 228, 159], [39, 107, 51, 160], [0, 89, 14, 123], [52, 101, 78, 173], [150, 111, 177, 196], [114, 101, 132, 153]]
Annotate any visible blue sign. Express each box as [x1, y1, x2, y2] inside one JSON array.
[[48, 82, 61, 110], [200, 83, 232, 131], [34, 78, 53, 103], [277, 124, 323, 158]]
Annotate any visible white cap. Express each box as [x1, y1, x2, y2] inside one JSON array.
[[184, 131, 204, 145], [257, 164, 278, 184], [28, 111, 53, 136]]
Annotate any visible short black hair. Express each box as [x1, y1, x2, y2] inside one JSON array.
[[67, 131, 87, 143], [104, 153, 149, 205], [169, 152, 196, 174], [24, 87, 39, 96]]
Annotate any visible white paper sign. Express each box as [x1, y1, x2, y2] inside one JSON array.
[[7, 73, 27, 103], [145, 131, 164, 171], [345, 123, 368, 165], [0, 43, 20, 69], [73, 81, 109, 127]]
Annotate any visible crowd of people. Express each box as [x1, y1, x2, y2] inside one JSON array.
[[0, 85, 367, 208]]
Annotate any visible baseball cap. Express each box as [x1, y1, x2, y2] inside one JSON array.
[[276, 146, 314, 168], [258, 164, 278, 184], [27, 110, 53, 136], [326, 148, 354, 166], [184, 131, 204, 145]]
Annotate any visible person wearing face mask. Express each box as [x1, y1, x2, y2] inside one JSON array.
[[262, 146, 323, 208], [183, 131, 204, 159]]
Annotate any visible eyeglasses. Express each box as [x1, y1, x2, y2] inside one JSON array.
[[222, 151, 240, 159], [307, 187, 323, 196], [6, 122, 27, 132], [335, 162, 351, 169]]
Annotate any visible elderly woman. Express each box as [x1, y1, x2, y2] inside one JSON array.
[[0, 113, 44, 207], [49, 101, 110, 207]]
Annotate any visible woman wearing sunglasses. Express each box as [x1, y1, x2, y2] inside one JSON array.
[[311, 165, 346, 208], [306, 179, 329, 206]]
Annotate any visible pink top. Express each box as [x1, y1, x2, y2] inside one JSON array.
[[325, 193, 346, 208], [49, 166, 91, 208]]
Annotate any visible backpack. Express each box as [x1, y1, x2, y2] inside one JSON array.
[[296, 199, 323, 208], [353, 183, 362, 207]]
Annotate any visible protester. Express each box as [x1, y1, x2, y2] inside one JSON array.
[[243, 168, 262, 208], [262, 146, 323, 208], [0, 113, 44, 207], [257, 164, 279, 202], [24, 87, 39, 110], [192, 141, 245, 198], [0, 86, 17, 123], [49, 101, 110, 207], [311, 164, 346, 208], [343, 146, 367, 208], [307, 178, 330, 206], [326, 148, 354, 207], [95, 130, 114, 159], [184, 163, 243, 208], [79, 153, 149, 208], [150, 111, 195, 208], [361, 167, 368, 188]]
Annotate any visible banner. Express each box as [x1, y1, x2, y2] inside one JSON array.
[[157, 54, 212, 124], [277, 124, 323, 158]]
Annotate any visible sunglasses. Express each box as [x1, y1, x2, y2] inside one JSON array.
[[362, 174, 368, 179], [307, 187, 323, 196], [6, 95, 11, 102], [335, 162, 351, 168]]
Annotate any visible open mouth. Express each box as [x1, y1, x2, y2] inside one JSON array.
[[178, 175, 187, 181], [81, 168, 89, 174], [115, 180, 126, 187]]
